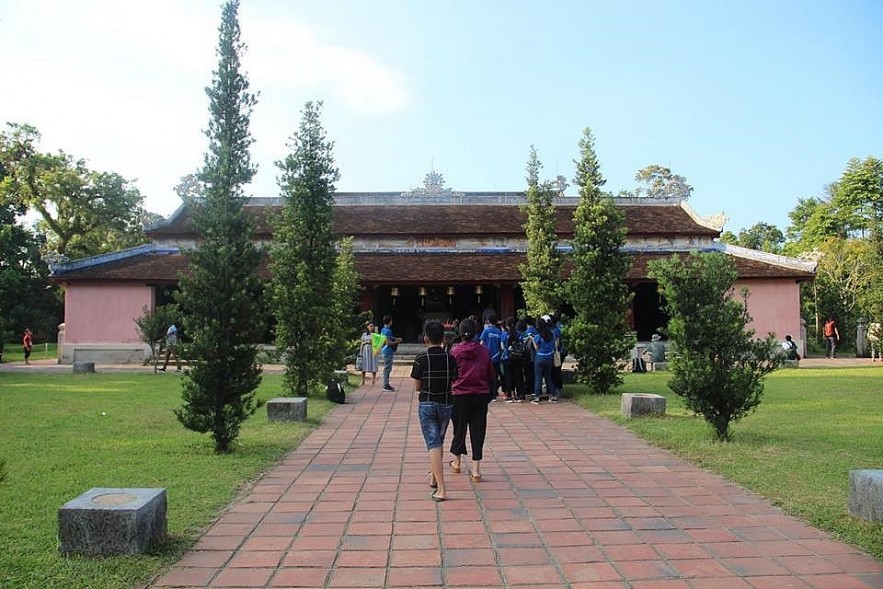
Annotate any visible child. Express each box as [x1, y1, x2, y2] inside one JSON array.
[[410, 320, 458, 501], [22, 328, 33, 365]]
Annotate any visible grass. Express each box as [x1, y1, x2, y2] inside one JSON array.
[[0, 371, 334, 589], [575, 366, 883, 560], [1, 342, 57, 364]]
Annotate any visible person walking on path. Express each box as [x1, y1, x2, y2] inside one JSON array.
[[22, 328, 33, 365], [380, 314, 402, 391], [823, 316, 840, 359], [869, 320, 882, 361], [358, 321, 379, 386], [410, 320, 457, 502], [449, 318, 495, 483], [158, 323, 181, 372], [479, 310, 504, 400]]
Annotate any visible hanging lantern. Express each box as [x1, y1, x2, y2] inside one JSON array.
[[418, 287, 427, 297], [475, 285, 483, 303], [390, 287, 400, 297]]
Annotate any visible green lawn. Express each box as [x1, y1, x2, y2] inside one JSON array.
[[576, 366, 883, 559], [0, 372, 333, 589], [1, 342, 57, 364]]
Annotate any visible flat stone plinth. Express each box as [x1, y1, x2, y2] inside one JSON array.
[[850, 470, 883, 521], [59, 487, 167, 556], [72, 362, 95, 374], [621, 393, 666, 418], [651, 362, 669, 372], [267, 397, 307, 422]]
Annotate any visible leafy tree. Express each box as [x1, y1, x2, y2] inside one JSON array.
[[835, 156, 883, 250], [519, 146, 562, 316], [330, 237, 366, 367], [134, 304, 180, 372], [0, 184, 61, 346], [0, 123, 148, 259], [564, 128, 633, 394], [719, 222, 785, 253], [632, 164, 693, 200], [174, 0, 263, 454], [648, 252, 782, 441], [269, 101, 341, 397]]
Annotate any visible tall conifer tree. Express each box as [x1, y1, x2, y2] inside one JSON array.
[[174, 0, 263, 453], [269, 101, 341, 396], [519, 146, 562, 316], [565, 128, 633, 394]]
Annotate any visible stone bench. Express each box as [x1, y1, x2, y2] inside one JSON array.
[[621, 393, 666, 418], [849, 470, 883, 521], [650, 362, 669, 372], [267, 397, 308, 422], [58, 487, 167, 555], [72, 362, 96, 374]]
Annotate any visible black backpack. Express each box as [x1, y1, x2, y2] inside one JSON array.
[[326, 380, 346, 404], [508, 335, 527, 361]]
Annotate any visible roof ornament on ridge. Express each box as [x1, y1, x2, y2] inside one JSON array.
[[401, 170, 463, 198]]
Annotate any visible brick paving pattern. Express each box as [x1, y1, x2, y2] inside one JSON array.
[[145, 366, 883, 588]]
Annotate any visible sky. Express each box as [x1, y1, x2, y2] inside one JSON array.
[[1, 0, 881, 233]]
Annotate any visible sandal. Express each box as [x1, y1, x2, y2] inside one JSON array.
[[449, 460, 461, 474], [430, 490, 445, 502], [470, 472, 482, 483], [428, 472, 438, 489]]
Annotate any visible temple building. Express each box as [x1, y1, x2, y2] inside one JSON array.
[[50, 174, 815, 364]]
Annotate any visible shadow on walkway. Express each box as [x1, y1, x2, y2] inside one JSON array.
[[148, 366, 883, 588]]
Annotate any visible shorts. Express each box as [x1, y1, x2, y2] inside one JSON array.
[[418, 401, 453, 450]]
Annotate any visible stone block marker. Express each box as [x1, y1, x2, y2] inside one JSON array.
[[651, 361, 669, 372], [58, 487, 167, 556], [267, 397, 307, 422], [621, 393, 666, 419], [849, 470, 883, 521], [72, 361, 95, 374]]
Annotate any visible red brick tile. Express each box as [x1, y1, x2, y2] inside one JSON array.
[[444, 565, 502, 586], [326, 567, 386, 588], [602, 543, 660, 561], [227, 550, 284, 568], [386, 566, 443, 587], [502, 564, 563, 585], [443, 548, 495, 566], [690, 578, 754, 589], [210, 566, 274, 587], [269, 567, 331, 587], [720, 557, 790, 577], [616, 560, 680, 581], [176, 551, 233, 568], [560, 562, 622, 582], [153, 567, 216, 587], [390, 549, 442, 567], [629, 580, 693, 589], [281, 550, 337, 567], [335, 550, 389, 567]]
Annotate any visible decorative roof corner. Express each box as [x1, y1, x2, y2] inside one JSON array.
[[680, 200, 727, 232], [720, 243, 817, 274]]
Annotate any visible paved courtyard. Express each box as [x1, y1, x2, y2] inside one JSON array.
[[145, 364, 883, 589]]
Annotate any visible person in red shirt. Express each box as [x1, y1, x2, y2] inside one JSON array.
[[823, 317, 840, 359], [22, 328, 33, 365]]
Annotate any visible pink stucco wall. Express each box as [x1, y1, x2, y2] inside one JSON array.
[[64, 283, 154, 344], [735, 279, 803, 340]]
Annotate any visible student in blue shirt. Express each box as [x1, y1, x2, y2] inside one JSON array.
[[381, 314, 402, 391], [530, 317, 558, 404], [479, 311, 503, 400]]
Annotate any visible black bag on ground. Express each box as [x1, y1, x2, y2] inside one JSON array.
[[326, 379, 346, 404], [631, 357, 647, 373]]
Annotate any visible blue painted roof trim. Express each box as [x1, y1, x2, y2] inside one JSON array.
[[50, 243, 180, 276]]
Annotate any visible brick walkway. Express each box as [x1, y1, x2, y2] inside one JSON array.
[[141, 365, 882, 588]]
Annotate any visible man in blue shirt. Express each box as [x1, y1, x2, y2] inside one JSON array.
[[381, 314, 402, 391], [479, 311, 503, 399]]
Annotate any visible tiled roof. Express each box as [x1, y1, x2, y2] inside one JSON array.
[[52, 249, 812, 283], [145, 198, 720, 239]]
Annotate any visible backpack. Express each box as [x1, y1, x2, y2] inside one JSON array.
[[508, 335, 527, 361], [326, 380, 346, 404], [631, 357, 647, 373]]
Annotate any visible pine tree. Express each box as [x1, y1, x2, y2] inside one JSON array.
[[565, 128, 633, 394], [174, 0, 263, 454], [330, 237, 366, 368], [269, 101, 341, 396], [519, 146, 562, 316], [648, 253, 782, 441]]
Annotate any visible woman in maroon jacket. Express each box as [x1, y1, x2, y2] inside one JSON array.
[[448, 318, 496, 482]]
